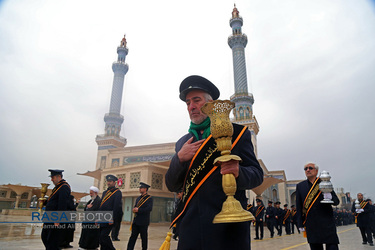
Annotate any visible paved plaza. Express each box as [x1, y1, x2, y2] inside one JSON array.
[[0, 215, 373, 250]]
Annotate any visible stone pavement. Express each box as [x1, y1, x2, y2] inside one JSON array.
[[0, 215, 373, 249]]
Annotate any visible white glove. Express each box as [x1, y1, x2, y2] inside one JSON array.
[[356, 208, 364, 213], [323, 193, 332, 200], [299, 227, 305, 232]]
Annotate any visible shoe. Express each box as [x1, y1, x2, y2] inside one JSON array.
[[363, 242, 368, 245], [254, 237, 259, 240], [260, 237, 263, 240], [173, 235, 178, 241], [370, 243, 374, 246], [270, 235, 273, 238], [112, 238, 120, 241], [62, 245, 73, 249]]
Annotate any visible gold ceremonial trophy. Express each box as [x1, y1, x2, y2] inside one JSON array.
[[38, 183, 50, 213], [201, 100, 255, 223]]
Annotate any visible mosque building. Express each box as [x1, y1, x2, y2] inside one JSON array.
[[78, 6, 348, 223]]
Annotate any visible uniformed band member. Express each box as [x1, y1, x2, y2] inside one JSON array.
[[254, 199, 265, 240], [172, 189, 184, 241], [41, 169, 71, 250], [166, 75, 263, 249], [290, 205, 300, 234], [265, 200, 276, 238], [351, 193, 374, 246], [127, 182, 153, 250], [99, 174, 123, 250], [78, 186, 101, 250], [274, 201, 283, 236], [296, 162, 340, 250], [282, 204, 291, 235]]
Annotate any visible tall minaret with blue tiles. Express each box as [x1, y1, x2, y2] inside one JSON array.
[[96, 35, 129, 150], [228, 5, 259, 156]]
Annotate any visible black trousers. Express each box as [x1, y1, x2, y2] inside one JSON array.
[[127, 224, 148, 250], [276, 220, 283, 235], [284, 221, 291, 234], [291, 222, 300, 234], [359, 226, 373, 243], [266, 220, 275, 237], [111, 219, 121, 240], [255, 221, 264, 239], [309, 243, 339, 250], [41, 224, 62, 250], [100, 225, 115, 250]]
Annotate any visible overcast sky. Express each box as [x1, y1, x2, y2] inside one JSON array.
[[0, 0, 374, 200]]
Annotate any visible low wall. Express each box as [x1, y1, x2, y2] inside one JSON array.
[[1, 209, 37, 216]]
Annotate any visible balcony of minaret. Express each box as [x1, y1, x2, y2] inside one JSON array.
[[230, 16, 243, 27], [228, 34, 248, 48], [112, 61, 128, 74], [230, 91, 254, 104]]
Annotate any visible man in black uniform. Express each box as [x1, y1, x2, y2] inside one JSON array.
[[41, 169, 71, 250], [253, 199, 265, 240], [274, 201, 283, 236], [296, 162, 340, 250], [127, 182, 153, 250], [290, 205, 300, 234], [99, 174, 123, 250], [265, 200, 276, 238], [351, 193, 374, 246], [165, 75, 263, 250], [282, 204, 291, 235]]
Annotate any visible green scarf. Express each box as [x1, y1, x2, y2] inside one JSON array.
[[188, 117, 211, 140]]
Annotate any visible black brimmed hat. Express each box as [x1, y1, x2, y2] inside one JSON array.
[[48, 169, 64, 177], [106, 175, 118, 182], [139, 182, 150, 189], [179, 75, 220, 101]]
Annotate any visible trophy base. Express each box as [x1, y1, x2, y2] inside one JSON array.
[[214, 155, 242, 165], [213, 195, 254, 224], [320, 199, 334, 204]]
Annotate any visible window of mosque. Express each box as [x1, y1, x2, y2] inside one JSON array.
[[151, 173, 163, 190], [21, 192, 28, 199], [10, 191, 17, 198], [111, 158, 120, 168], [130, 172, 141, 189], [100, 156, 107, 169], [0, 191, 7, 197]]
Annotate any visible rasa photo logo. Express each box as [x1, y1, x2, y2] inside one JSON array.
[[31, 211, 113, 223]]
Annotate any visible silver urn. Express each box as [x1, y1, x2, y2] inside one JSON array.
[[319, 170, 334, 204], [355, 200, 361, 209]]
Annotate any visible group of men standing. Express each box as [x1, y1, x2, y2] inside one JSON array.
[[41, 169, 153, 250], [249, 199, 299, 240]]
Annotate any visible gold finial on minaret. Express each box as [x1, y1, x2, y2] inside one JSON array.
[[120, 35, 127, 47], [232, 4, 239, 18]]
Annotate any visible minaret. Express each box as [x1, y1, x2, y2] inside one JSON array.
[[228, 5, 259, 156], [96, 35, 129, 150]]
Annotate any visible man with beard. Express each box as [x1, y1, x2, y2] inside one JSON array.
[[41, 169, 71, 250], [165, 75, 263, 250], [99, 175, 123, 250], [79, 186, 101, 250], [351, 193, 374, 246]]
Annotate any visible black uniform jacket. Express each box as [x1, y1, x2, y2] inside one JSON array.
[[266, 206, 276, 222], [351, 200, 373, 227], [296, 179, 340, 244], [166, 123, 263, 250], [99, 187, 122, 227], [254, 205, 265, 222], [45, 179, 71, 211], [133, 194, 153, 226]]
